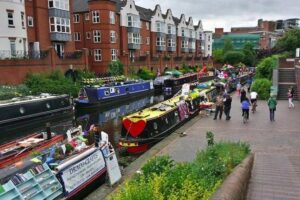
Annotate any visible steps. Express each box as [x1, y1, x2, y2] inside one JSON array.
[[277, 83, 298, 100], [278, 68, 298, 100], [278, 69, 296, 82]]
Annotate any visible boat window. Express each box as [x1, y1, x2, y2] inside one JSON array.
[[61, 100, 65, 105], [46, 103, 51, 109], [20, 107, 25, 114], [153, 122, 158, 130], [125, 87, 129, 92], [165, 118, 169, 124], [104, 89, 110, 96], [116, 88, 120, 94]]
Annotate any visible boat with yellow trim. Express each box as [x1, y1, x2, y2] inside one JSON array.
[[119, 88, 212, 153]]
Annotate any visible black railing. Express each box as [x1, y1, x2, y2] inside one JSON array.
[[61, 51, 82, 59], [0, 50, 49, 60], [174, 56, 182, 61]]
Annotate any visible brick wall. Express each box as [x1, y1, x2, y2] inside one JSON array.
[[0, 48, 89, 84]]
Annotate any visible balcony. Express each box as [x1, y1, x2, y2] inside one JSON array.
[[167, 47, 176, 52], [189, 48, 196, 53], [156, 46, 166, 52], [128, 43, 140, 50], [156, 32, 166, 37], [49, 8, 70, 18], [181, 48, 189, 53], [189, 38, 196, 42], [127, 27, 140, 33], [50, 33, 71, 42]]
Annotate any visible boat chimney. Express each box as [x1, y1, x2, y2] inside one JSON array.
[[46, 122, 52, 140]]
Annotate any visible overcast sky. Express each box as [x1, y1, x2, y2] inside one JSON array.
[[135, 0, 300, 32]]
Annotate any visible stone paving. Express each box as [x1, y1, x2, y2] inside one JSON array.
[[155, 94, 300, 200]]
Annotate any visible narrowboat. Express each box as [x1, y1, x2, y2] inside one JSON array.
[[0, 94, 73, 126], [163, 73, 198, 94], [119, 90, 202, 153], [75, 80, 154, 108], [0, 130, 64, 169], [0, 126, 121, 200], [153, 75, 172, 91]]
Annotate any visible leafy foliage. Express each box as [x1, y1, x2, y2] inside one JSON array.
[[275, 29, 300, 54], [256, 55, 278, 80], [137, 67, 156, 80], [0, 85, 30, 100], [223, 51, 245, 65], [251, 78, 272, 100], [108, 60, 124, 76], [110, 141, 250, 200], [242, 42, 256, 67], [212, 49, 224, 63], [223, 38, 234, 53]]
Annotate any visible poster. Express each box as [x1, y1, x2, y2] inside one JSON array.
[[105, 151, 122, 186]]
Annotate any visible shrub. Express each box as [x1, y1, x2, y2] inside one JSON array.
[[223, 51, 245, 65], [108, 60, 124, 76], [137, 67, 156, 80], [256, 55, 278, 80], [110, 140, 250, 200], [0, 85, 30, 100], [251, 78, 272, 100]]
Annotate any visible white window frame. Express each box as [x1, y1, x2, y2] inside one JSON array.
[[27, 16, 34, 27], [73, 14, 80, 23], [109, 11, 115, 24], [74, 32, 81, 41], [92, 10, 100, 23], [156, 22, 161, 32], [146, 37, 150, 45], [128, 33, 140, 44], [7, 11, 14, 27], [110, 31, 116, 43], [181, 40, 188, 48], [85, 13, 90, 20], [189, 41, 196, 49], [93, 30, 101, 43], [127, 14, 140, 28], [167, 39, 176, 47], [94, 49, 102, 61], [21, 12, 25, 28], [49, 17, 70, 33], [111, 49, 117, 61], [48, 0, 69, 11], [181, 28, 185, 37], [146, 22, 149, 30], [9, 39, 16, 56], [156, 37, 165, 47], [86, 32, 91, 39]]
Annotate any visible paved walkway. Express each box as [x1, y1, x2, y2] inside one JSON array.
[[155, 94, 300, 200]]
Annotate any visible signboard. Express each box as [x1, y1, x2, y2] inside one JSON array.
[[59, 148, 106, 195], [105, 151, 122, 186], [181, 84, 190, 96]]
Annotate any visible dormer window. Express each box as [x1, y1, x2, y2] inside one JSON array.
[[130, 4, 132, 9]]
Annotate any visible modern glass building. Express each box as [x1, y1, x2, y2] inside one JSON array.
[[213, 33, 260, 50]]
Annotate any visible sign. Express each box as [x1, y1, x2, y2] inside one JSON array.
[[105, 151, 122, 186], [181, 84, 190, 96], [59, 149, 106, 195]]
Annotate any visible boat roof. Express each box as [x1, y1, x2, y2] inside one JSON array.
[[0, 94, 69, 107], [85, 80, 151, 89]]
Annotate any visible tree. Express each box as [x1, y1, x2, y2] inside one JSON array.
[[223, 51, 245, 65], [212, 49, 224, 63], [256, 55, 278, 80], [108, 60, 124, 76], [275, 29, 300, 54], [251, 78, 272, 100], [223, 38, 234, 53], [242, 42, 256, 67]]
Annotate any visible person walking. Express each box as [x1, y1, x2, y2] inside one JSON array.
[[267, 95, 277, 122], [241, 97, 250, 120], [240, 88, 247, 103], [213, 94, 224, 120], [288, 88, 295, 108], [236, 82, 241, 96], [223, 93, 232, 120]]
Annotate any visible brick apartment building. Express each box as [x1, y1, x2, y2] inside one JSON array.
[[72, 0, 213, 74]]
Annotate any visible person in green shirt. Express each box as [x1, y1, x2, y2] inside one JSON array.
[[267, 95, 277, 121]]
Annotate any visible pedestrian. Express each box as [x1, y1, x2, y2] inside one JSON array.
[[267, 95, 277, 122], [288, 87, 295, 108], [236, 82, 241, 96], [247, 77, 252, 93], [240, 88, 247, 103], [213, 94, 224, 120], [241, 97, 250, 120], [223, 94, 232, 120]]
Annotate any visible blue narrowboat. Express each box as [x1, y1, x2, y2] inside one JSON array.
[[75, 80, 154, 108]]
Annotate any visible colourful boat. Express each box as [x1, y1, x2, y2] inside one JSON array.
[[75, 80, 154, 108], [119, 89, 203, 153]]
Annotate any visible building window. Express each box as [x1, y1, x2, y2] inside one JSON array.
[[73, 14, 80, 23], [27, 16, 34, 27], [189, 41, 195, 49], [49, 17, 70, 33], [74, 32, 81, 41], [156, 22, 165, 33], [110, 31, 116, 43], [109, 11, 115, 24], [92, 10, 100, 23], [208, 45, 210, 51], [94, 49, 102, 61], [7, 10, 14, 27], [111, 49, 117, 61], [129, 50, 135, 62], [127, 15, 140, 28], [208, 35, 210, 42], [181, 28, 185, 37], [181, 40, 188, 48], [128, 33, 140, 44], [85, 13, 90, 20], [48, 0, 69, 11], [86, 32, 91, 39], [21, 12, 25, 28], [146, 37, 150, 45], [167, 39, 176, 47], [146, 22, 149, 30], [9, 39, 16, 57], [156, 37, 165, 46], [93, 30, 101, 43]]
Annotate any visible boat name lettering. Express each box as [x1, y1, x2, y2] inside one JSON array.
[[68, 153, 99, 175]]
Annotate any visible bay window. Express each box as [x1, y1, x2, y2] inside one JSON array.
[[127, 15, 140, 28], [49, 17, 70, 33], [156, 37, 165, 46], [128, 33, 140, 44]]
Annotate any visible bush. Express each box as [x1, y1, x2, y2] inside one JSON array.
[[251, 78, 272, 100], [108, 60, 124, 76], [223, 51, 245, 65], [256, 55, 278, 80], [110, 140, 250, 200], [0, 85, 30, 100], [137, 67, 156, 80]]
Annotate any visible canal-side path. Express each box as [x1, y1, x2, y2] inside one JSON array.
[[85, 94, 300, 200]]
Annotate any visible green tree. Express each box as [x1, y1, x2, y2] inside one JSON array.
[[251, 78, 272, 100], [223, 51, 245, 65], [275, 29, 300, 54], [242, 42, 256, 67], [256, 55, 278, 80], [212, 49, 224, 63], [223, 38, 234, 53], [108, 60, 124, 76]]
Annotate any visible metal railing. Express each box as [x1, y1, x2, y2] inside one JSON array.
[[0, 50, 49, 60]]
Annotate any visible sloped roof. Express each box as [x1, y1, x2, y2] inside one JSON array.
[[136, 5, 153, 21], [73, 0, 89, 13]]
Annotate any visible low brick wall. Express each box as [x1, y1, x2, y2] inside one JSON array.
[[211, 153, 254, 200]]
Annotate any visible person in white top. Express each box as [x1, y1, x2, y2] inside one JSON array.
[[250, 91, 258, 104]]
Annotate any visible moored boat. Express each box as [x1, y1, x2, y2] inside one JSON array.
[[163, 72, 198, 93], [75, 80, 154, 108]]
